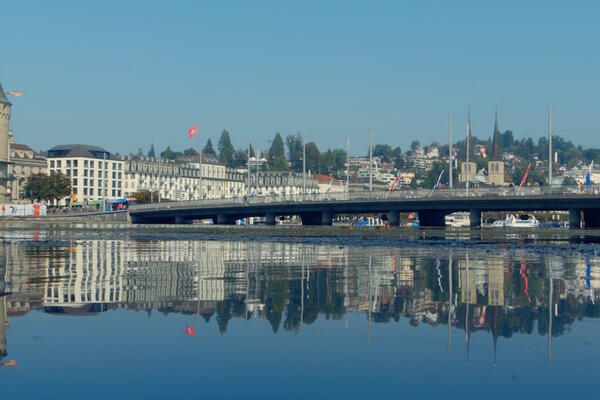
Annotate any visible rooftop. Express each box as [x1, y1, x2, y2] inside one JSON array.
[[0, 82, 11, 106], [46, 144, 110, 159]]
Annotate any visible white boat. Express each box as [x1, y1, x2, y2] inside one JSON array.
[[495, 214, 540, 228], [445, 212, 470, 227]]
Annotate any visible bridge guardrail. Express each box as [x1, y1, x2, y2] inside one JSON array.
[[130, 185, 600, 212]]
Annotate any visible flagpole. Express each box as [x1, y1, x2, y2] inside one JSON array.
[[199, 133, 203, 200], [466, 105, 470, 196]]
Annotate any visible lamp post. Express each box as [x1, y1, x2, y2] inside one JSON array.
[[302, 133, 306, 198]]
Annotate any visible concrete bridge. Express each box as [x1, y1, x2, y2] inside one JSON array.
[[129, 187, 600, 228]]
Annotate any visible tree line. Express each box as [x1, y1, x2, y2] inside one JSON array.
[[140, 130, 349, 178]]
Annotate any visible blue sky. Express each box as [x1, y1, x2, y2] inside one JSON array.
[[2, 0, 600, 155]]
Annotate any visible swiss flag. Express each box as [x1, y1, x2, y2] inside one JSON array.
[[188, 124, 198, 138], [185, 324, 195, 336]]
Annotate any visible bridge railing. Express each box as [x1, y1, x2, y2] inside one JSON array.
[[130, 185, 600, 211]]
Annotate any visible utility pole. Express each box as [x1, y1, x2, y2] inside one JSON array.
[[157, 156, 161, 203], [369, 126, 373, 195], [247, 142, 251, 195], [466, 105, 471, 195], [199, 136, 203, 200], [302, 133, 306, 197], [346, 137, 350, 197], [548, 102, 553, 187], [449, 112, 453, 190]]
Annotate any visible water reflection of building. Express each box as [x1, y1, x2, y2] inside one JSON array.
[[1, 238, 600, 348]]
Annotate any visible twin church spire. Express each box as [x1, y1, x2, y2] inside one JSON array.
[[490, 102, 503, 161]]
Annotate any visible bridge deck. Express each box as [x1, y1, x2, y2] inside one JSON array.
[[129, 187, 600, 227]]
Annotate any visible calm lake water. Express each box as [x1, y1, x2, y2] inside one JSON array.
[[1, 224, 600, 399]]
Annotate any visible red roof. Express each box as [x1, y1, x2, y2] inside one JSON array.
[[313, 173, 342, 184]]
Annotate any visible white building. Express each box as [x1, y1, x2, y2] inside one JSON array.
[[122, 155, 246, 201], [247, 171, 319, 197], [46, 144, 124, 206]]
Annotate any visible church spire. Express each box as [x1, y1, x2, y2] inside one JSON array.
[[491, 101, 502, 160]]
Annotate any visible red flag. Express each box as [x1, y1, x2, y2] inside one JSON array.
[[407, 212, 415, 219], [389, 175, 400, 192], [188, 124, 198, 138], [185, 324, 195, 336], [519, 164, 531, 189]]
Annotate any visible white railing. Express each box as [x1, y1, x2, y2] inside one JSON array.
[[130, 185, 600, 212]]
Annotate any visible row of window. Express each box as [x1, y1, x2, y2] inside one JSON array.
[[72, 187, 122, 197], [49, 159, 123, 170], [72, 178, 121, 188]]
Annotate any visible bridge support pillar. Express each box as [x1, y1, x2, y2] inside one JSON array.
[[583, 209, 600, 228], [569, 208, 582, 229], [216, 214, 236, 225], [265, 212, 276, 225], [175, 216, 192, 225], [417, 211, 446, 227], [387, 210, 400, 227], [300, 211, 333, 226], [469, 209, 481, 228]]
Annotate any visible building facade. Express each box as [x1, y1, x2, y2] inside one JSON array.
[[0, 82, 12, 201], [122, 155, 246, 201], [46, 144, 124, 205], [8, 135, 48, 201]]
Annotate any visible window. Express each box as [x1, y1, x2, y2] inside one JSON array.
[[73, 169, 78, 176], [112, 172, 116, 179], [84, 160, 88, 167], [50, 160, 55, 168], [118, 163, 122, 171], [72, 178, 78, 186], [118, 172, 121, 179], [73, 160, 78, 167], [112, 189, 116, 197], [83, 188, 88, 195], [89, 188, 94, 196], [112, 162, 116, 169], [84, 169, 88, 177], [57, 160, 62, 168], [84, 178, 88, 186]]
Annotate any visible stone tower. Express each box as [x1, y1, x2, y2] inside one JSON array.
[[0, 82, 12, 200]]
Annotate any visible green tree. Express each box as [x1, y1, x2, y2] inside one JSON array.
[[332, 149, 347, 176], [183, 147, 199, 157], [562, 176, 577, 186], [130, 190, 160, 204], [305, 142, 320, 173], [147, 144, 156, 157], [272, 155, 289, 171], [233, 149, 248, 168], [160, 146, 179, 160], [410, 140, 421, 152], [218, 129, 235, 167], [268, 132, 286, 170], [373, 144, 393, 162], [24, 172, 71, 203], [320, 149, 336, 175], [286, 133, 303, 172], [204, 139, 216, 157]]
